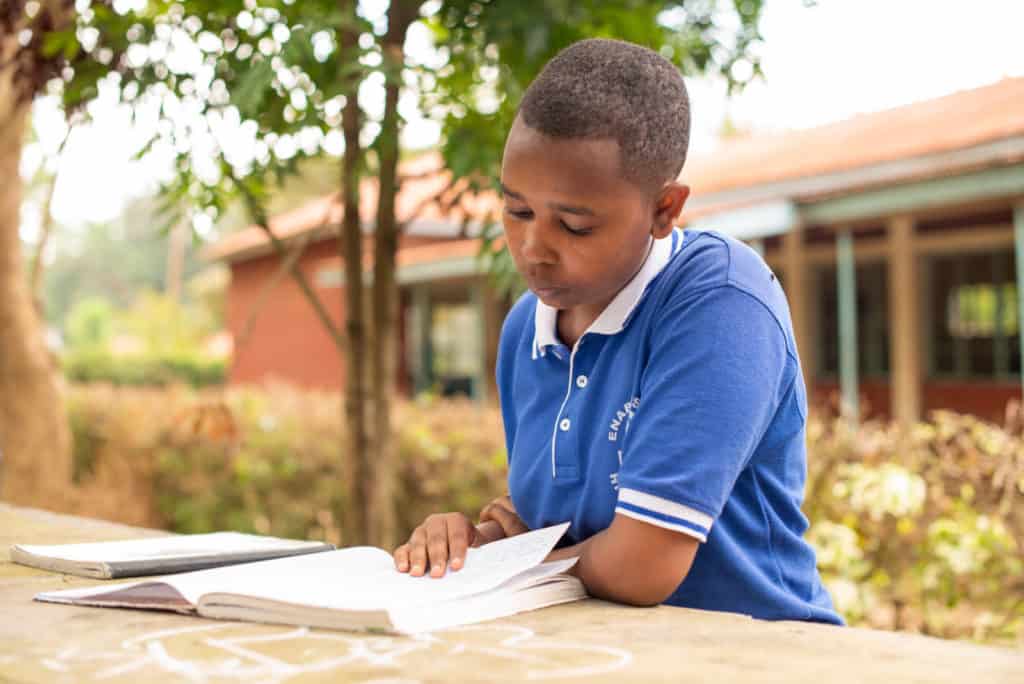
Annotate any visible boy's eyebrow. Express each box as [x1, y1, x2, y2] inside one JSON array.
[[499, 183, 524, 200], [499, 183, 596, 216], [548, 201, 595, 216]]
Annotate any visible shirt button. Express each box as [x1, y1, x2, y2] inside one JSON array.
[[559, 418, 571, 432], [576, 375, 588, 389]]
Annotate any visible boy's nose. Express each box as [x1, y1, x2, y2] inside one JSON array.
[[520, 223, 557, 265]]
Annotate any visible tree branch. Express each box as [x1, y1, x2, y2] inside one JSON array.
[[235, 210, 323, 351], [29, 119, 74, 310], [227, 170, 345, 351]]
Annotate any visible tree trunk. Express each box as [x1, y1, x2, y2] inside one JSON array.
[[0, 33, 72, 506], [369, 0, 417, 549], [338, 0, 370, 546]]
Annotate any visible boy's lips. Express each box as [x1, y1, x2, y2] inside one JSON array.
[[532, 285, 567, 299]]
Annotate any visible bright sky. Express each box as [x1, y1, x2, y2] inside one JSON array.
[[19, 0, 1024, 237]]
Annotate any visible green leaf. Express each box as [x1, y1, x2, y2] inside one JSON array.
[[230, 58, 275, 120]]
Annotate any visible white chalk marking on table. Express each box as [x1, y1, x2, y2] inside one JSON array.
[[40, 658, 70, 672], [94, 656, 153, 681], [522, 641, 634, 680], [120, 622, 233, 649], [439, 624, 634, 680], [145, 640, 209, 683], [37, 620, 633, 682]]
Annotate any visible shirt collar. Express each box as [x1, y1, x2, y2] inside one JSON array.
[[532, 229, 680, 358]]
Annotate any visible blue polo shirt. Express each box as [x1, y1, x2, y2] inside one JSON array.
[[497, 228, 841, 624]]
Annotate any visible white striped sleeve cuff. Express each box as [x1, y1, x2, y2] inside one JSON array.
[[615, 488, 713, 543]]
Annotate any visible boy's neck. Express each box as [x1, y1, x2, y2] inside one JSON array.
[[556, 307, 602, 349]]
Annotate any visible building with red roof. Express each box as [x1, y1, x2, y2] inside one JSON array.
[[209, 77, 1024, 423]]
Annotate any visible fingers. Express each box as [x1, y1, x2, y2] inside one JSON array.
[[408, 525, 429, 576], [472, 519, 505, 546], [496, 495, 517, 513], [393, 513, 476, 577], [393, 543, 410, 573], [480, 497, 529, 538], [426, 515, 450, 577], [447, 517, 472, 571]]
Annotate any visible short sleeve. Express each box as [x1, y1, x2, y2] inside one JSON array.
[[496, 294, 533, 463], [615, 285, 791, 543]]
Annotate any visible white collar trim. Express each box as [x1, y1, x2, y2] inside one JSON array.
[[532, 230, 680, 358]]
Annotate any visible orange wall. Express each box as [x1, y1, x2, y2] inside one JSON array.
[[813, 379, 1021, 423], [226, 236, 445, 391], [226, 235, 1024, 422], [227, 241, 346, 390]]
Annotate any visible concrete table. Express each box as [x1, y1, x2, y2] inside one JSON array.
[[1, 503, 1021, 683]]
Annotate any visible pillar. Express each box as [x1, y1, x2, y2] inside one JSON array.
[[783, 225, 815, 390], [837, 229, 860, 424], [887, 215, 921, 426]]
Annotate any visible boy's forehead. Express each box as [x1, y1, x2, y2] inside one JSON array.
[[502, 119, 625, 187]]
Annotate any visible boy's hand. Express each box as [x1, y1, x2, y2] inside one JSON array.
[[393, 512, 490, 578], [479, 495, 529, 539]]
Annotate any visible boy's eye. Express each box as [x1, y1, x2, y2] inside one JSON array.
[[503, 207, 592, 236], [560, 220, 592, 236], [506, 208, 533, 220]]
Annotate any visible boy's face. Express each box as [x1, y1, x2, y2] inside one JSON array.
[[500, 117, 688, 322]]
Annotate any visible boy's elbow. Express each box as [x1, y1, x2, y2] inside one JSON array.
[[617, 567, 689, 607], [580, 514, 700, 607], [583, 554, 692, 607]]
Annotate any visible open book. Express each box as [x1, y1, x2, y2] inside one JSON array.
[[34, 523, 585, 635], [11, 533, 334, 579]]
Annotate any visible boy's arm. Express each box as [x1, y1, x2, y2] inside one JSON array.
[[478, 493, 697, 605], [547, 513, 698, 607]]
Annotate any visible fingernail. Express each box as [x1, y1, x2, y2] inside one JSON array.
[[431, 564, 445, 577], [451, 557, 462, 570], [397, 561, 408, 571], [411, 564, 422, 574]]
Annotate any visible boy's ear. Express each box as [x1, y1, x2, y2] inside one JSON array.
[[651, 182, 690, 239]]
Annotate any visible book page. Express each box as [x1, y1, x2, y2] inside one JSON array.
[[193, 522, 571, 611], [16, 532, 325, 563], [34, 547, 395, 606], [38, 523, 571, 613]]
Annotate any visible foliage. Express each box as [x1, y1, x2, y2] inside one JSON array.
[[41, 196, 207, 329], [62, 350, 226, 387], [804, 408, 1024, 644], [427, 0, 765, 295], [16, 0, 768, 293], [60, 287, 224, 386], [115, 289, 218, 354], [25, 383, 1022, 646], [64, 295, 115, 351], [54, 384, 506, 547], [12, 1, 768, 546]]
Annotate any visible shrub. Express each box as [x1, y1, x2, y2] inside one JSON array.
[[44, 384, 1024, 646], [62, 351, 226, 387], [805, 408, 1024, 644]]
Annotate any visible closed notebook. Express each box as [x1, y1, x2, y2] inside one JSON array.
[[35, 523, 586, 635], [11, 532, 334, 579]]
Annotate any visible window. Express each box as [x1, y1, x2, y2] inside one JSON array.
[[948, 283, 1018, 338], [406, 288, 484, 399], [430, 303, 482, 396], [928, 250, 1020, 379], [816, 261, 890, 377]]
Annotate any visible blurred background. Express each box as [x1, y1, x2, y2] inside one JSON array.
[[2, 0, 1023, 645]]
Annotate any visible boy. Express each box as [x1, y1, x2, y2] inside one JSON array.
[[393, 38, 841, 624]]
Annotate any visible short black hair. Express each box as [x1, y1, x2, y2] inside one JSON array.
[[518, 38, 690, 190]]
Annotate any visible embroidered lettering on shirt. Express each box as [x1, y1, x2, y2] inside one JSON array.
[[607, 396, 640, 442], [607, 396, 639, 491]]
